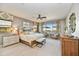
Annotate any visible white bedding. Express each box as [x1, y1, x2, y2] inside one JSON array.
[[20, 32, 44, 44]]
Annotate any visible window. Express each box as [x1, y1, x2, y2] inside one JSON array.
[[23, 22, 32, 31], [43, 22, 57, 32]]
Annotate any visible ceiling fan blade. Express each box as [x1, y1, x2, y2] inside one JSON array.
[[42, 17, 46, 18], [36, 14, 46, 20]]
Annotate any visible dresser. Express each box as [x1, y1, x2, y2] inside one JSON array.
[[3, 34, 19, 47], [60, 36, 79, 56]]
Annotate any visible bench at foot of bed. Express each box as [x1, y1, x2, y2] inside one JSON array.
[[20, 38, 46, 48]]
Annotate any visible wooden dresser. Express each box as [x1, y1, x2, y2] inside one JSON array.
[[60, 36, 79, 56], [3, 34, 19, 47]]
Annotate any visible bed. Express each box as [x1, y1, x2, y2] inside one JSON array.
[[19, 32, 45, 47]]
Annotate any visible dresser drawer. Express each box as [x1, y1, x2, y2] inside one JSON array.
[[3, 35, 19, 47], [61, 36, 79, 56]]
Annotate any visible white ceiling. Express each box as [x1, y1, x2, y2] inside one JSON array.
[[0, 3, 72, 22]]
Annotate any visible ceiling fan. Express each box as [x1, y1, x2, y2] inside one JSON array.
[[37, 14, 46, 20]]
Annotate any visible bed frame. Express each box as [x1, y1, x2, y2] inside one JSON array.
[[20, 38, 46, 48], [20, 39, 37, 48]]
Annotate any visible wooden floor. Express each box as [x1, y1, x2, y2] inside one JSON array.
[[0, 38, 61, 56]]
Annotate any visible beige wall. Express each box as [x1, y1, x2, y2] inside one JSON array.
[[56, 20, 65, 35], [12, 16, 34, 33]]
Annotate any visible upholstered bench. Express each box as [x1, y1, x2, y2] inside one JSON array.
[[35, 38, 46, 48], [30, 38, 46, 48]]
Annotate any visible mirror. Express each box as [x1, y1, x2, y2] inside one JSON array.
[[69, 13, 76, 33]]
